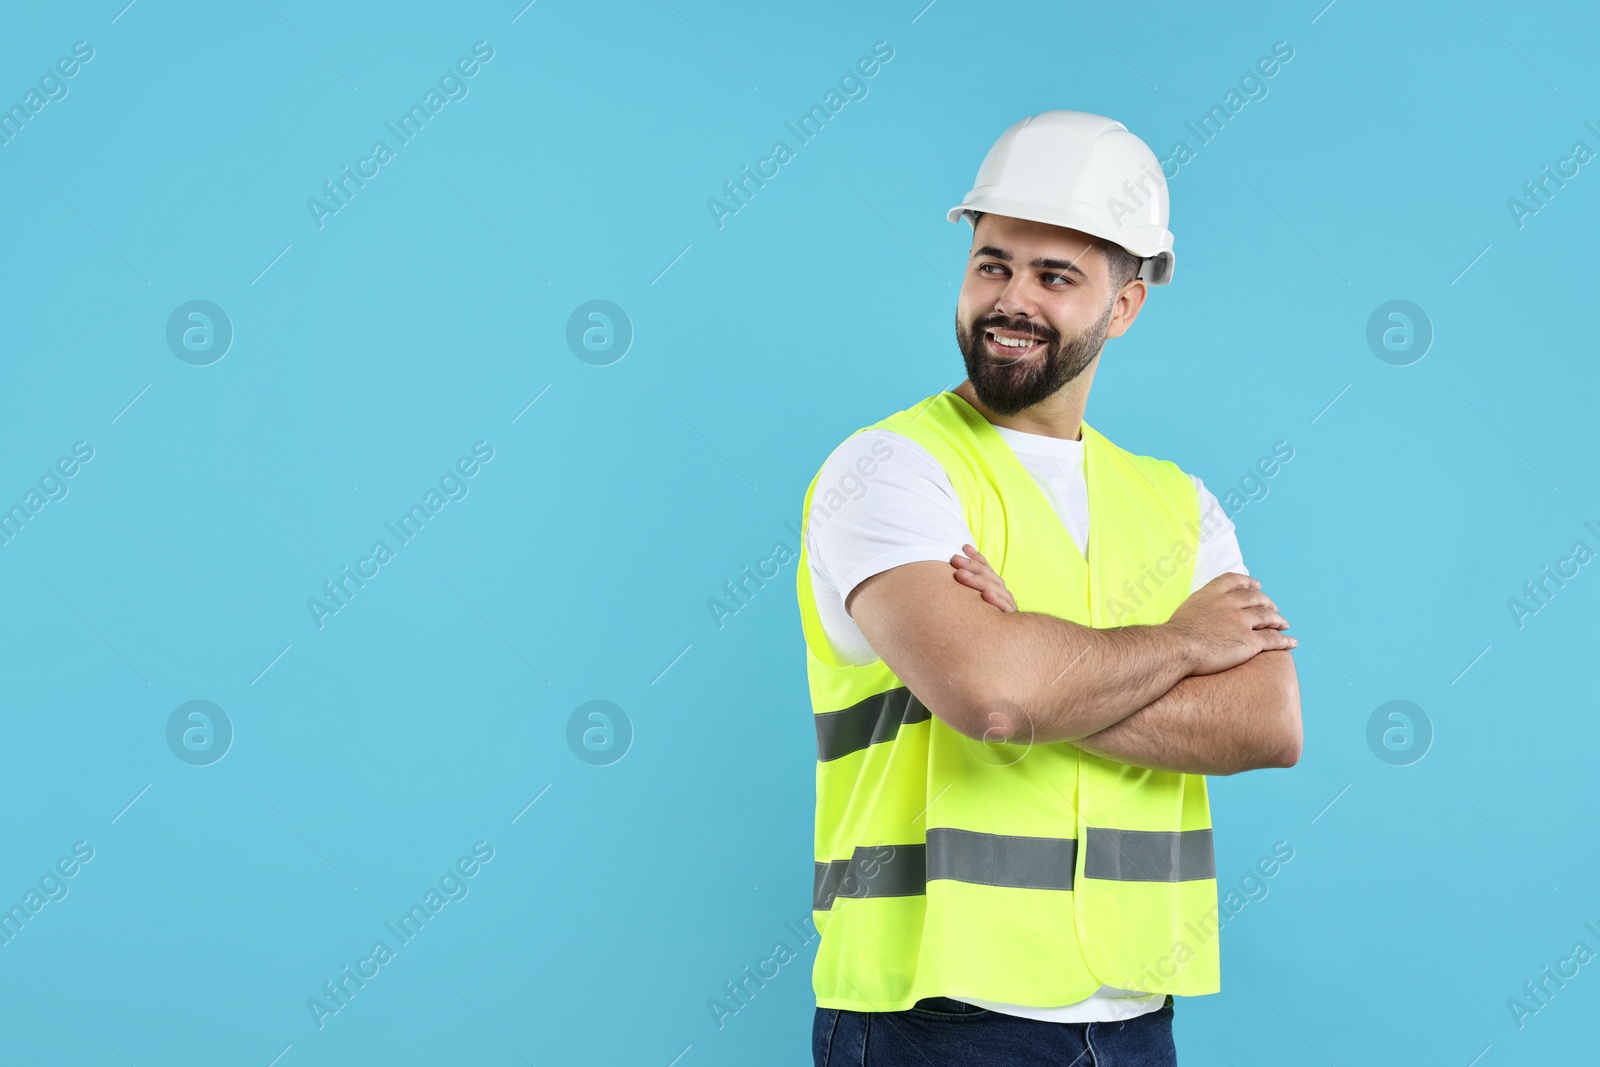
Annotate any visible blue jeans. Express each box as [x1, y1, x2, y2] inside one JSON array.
[[814, 995, 1177, 1066]]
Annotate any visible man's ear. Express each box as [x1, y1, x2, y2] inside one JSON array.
[[1105, 281, 1147, 340]]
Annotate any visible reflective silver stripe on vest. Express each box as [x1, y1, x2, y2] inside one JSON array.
[[1082, 827, 1215, 882], [814, 844, 926, 911], [814, 827, 1214, 910], [813, 831, 1075, 911], [926, 827, 1077, 890], [814, 686, 932, 762]]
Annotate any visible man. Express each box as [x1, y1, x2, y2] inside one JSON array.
[[796, 111, 1303, 1066]]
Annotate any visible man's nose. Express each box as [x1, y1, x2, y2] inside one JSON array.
[[993, 277, 1039, 322]]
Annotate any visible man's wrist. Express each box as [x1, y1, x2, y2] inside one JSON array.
[[1138, 620, 1197, 678]]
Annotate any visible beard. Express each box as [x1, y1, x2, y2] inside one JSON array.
[[955, 299, 1114, 417]]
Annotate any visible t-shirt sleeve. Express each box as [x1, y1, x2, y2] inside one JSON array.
[[806, 430, 978, 614], [1189, 475, 1248, 592]]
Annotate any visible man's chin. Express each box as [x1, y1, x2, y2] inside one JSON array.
[[968, 381, 1034, 416]]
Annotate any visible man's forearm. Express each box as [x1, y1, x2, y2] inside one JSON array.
[[975, 610, 1196, 745], [1070, 649, 1302, 775]]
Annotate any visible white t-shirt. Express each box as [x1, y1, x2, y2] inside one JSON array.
[[804, 422, 1248, 1023]]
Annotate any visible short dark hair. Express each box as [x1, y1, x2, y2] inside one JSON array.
[[968, 210, 1144, 289]]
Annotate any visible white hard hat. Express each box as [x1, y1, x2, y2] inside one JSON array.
[[947, 110, 1176, 286]]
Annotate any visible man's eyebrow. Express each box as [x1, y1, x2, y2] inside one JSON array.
[[971, 245, 1087, 277]]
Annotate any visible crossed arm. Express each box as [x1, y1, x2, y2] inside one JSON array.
[[951, 545, 1301, 775], [847, 548, 1303, 777], [1072, 648, 1301, 774]]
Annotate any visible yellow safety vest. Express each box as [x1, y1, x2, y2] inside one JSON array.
[[796, 390, 1220, 1011]]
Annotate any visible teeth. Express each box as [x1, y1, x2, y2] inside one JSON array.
[[991, 333, 1036, 348]]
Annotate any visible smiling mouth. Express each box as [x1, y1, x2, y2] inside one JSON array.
[[984, 328, 1046, 358]]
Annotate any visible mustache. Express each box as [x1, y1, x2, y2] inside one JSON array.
[[975, 316, 1058, 343]]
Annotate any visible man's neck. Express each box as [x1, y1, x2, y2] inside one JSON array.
[[952, 379, 1089, 442]]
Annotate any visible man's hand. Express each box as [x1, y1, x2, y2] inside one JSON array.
[[950, 543, 1017, 613], [949, 550, 1297, 677], [1166, 573, 1296, 676]]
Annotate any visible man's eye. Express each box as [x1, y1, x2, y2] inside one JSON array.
[[978, 263, 1004, 275], [1044, 273, 1073, 285]]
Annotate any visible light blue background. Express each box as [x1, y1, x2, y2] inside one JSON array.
[[1, 1, 1596, 1064]]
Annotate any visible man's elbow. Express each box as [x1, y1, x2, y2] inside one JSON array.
[[939, 645, 1037, 742], [1232, 687, 1303, 772], [916, 689, 991, 742], [1265, 687, 1304, 768], [1221, 731, 1299, 776], [943, 683, 1028, 743]]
